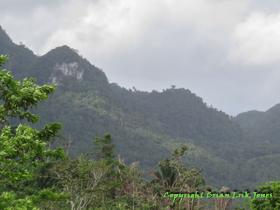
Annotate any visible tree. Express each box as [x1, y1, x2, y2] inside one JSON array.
[[149, 157, 179, 189], [148, 145, 212, 209], [0, 54, 69, 209], [250, 181, 280, 210], [87, 134, 126, 208], [50, 154, 112, 210], [148, 145, 189, 189]]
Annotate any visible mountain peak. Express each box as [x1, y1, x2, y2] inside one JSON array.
[[29, 45, 108, 86], [43, 45, 81, 59]]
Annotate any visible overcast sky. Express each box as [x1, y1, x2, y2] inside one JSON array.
[[1, 0, 280, 116]]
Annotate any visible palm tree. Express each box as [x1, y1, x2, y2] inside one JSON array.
[[149, 145, 189, 190], [148, 145, 211, 210], [184, 176, 206, 192], [148, 158, 180, 189], [181, 175, 207, 210]]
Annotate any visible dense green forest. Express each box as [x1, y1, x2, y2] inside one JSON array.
[[233, 104, 280, 145], [1, 25, 280, 209]]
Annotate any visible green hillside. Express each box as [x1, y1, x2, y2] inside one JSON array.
[[233, 104, 280, 145]]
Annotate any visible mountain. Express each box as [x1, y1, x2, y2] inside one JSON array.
[[232, 110, 263, 134], [233, 104, 280, 145], [1, 25, 280, 207]]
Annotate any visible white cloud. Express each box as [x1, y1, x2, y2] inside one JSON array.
[[229, 11, 280, 65], [41, 0, 251, 57], [42, 0, 160, 56], [165, 0, 250, 29]]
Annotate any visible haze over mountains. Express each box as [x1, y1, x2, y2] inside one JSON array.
[[1, 25, 280, 208]]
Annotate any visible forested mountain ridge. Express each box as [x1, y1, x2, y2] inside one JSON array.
[[232, 104, 280, 185], [112, 84, 245, 150], [232, 110, 264, 135], [1, 25, 280, 208], [233, 104, 280, 145]]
